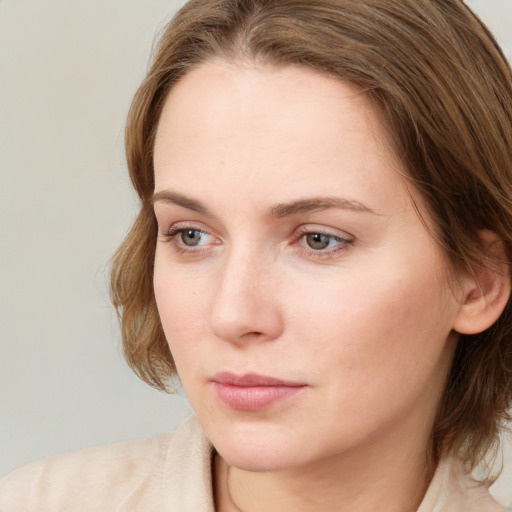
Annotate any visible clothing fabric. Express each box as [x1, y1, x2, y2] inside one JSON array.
[[0, 416, 505, 511]]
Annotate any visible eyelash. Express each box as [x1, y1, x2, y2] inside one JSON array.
[[160, 226, 213, 255], [159, 225, 353, 259], [295, 227, 353, 258]]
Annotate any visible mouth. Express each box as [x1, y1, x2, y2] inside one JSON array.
[[211, 372, 307, 411]]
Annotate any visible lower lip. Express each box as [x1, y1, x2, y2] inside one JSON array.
[[212, 383, 305, 411]]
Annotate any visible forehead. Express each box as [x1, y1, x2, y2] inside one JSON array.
[[155, 60, 387, 157], [153, 60, 411, 216]]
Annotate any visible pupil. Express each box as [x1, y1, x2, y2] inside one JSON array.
[[307, 233, 329, 250], [182, 230, 201, 246]]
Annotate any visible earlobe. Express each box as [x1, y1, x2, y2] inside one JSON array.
[[453, 231, 511, 335]]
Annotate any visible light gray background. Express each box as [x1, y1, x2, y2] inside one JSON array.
[[1, 0, 511, 505]]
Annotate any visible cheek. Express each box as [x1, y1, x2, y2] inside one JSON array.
[[153, 253, 212, 363], [290, 259, 456, 394]]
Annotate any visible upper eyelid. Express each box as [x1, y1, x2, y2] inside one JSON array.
[[296, 224, 354, 240], [164, 227, 209, 237], [158, 220, 212, 234]]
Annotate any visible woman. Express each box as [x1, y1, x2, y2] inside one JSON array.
[[1, 0, 512, 510]]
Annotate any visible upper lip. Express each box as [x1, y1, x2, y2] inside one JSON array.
[[211, 372, 306, 387]]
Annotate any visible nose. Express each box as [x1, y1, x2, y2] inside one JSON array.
[[209, 248, 284, 345]]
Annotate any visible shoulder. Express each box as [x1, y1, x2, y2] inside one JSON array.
[[419, 456, 507, 512], [0, 431, 174, 511], [0, 416, 214, 512]]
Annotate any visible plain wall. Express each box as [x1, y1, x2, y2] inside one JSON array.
[[1, 0, 511, 505], [0, 0, 193, 477]]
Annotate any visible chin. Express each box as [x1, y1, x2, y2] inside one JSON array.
[[219, 443, 303, 473], [207, 420, 311, 472]]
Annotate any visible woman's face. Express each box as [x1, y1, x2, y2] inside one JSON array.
[[152, 61, 463, 472]]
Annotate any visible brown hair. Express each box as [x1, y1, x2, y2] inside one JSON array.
[[110, 0, 512, 468]]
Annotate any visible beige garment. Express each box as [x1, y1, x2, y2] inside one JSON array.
[[0, 416, 505, 511]]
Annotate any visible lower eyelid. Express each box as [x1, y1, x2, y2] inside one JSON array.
[[301, 242, 352, 260]]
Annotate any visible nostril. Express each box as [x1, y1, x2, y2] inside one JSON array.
[[243, 331, 264, 338]]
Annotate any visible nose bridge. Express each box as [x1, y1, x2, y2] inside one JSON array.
[[209, 241, 282, 344]]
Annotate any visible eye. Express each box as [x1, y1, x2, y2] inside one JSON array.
[[304, 233, 339, 250], [179, 229, 208, 247], [159, 224, 216, 253], [296, 227, 353, 257]]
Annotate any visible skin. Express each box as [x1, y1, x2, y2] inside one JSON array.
[[152, 61, 467, 512]]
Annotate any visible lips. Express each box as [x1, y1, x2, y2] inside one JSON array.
[[211, 372, 307, 411]]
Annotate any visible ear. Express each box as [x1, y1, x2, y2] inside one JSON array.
[[453, 231, 511, 335]]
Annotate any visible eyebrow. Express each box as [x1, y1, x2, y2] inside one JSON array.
[[152, 190, 212, 216], [152, 190, 378, 218], [267, 197, 378, 218]]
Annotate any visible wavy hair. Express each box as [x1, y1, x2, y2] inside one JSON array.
[[110, 0, 512, 468]]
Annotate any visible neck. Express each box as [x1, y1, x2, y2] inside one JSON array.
[[214, 419, 436, 512]]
